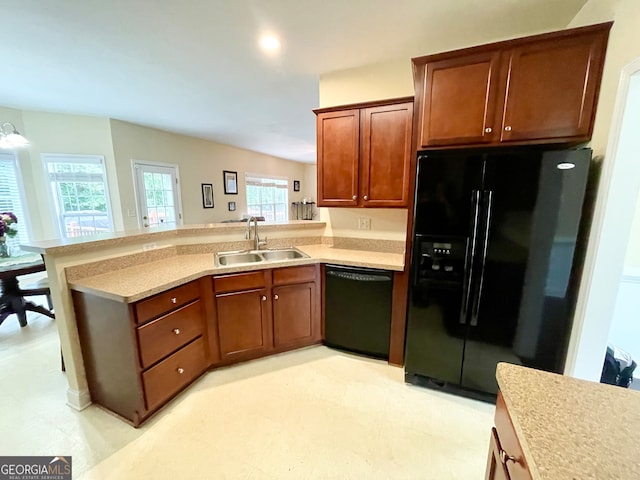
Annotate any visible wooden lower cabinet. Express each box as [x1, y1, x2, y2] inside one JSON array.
[[72, 278, 211, 427], [72, 264, 321, 427], [273, 282, 316, 349], [216, 288, 271, 362], [211, 265, 321, 364], [485, 391, 532, 480]]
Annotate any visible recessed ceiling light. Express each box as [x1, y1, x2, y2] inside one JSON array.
[[259, 35, 280, 52]]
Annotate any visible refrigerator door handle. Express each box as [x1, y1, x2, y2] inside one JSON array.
[[470, 190, 493, 327], [459, 189, 481, 324]]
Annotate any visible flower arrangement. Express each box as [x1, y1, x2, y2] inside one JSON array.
[[0, 211, 18, 238]]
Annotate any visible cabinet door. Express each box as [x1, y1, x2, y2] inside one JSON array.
[[418, 51, 502, 147], [501, 30, 608, 143], [272, 282, 319, 349], [360, 102, 413, 207], [216, 289, 272, 362], [316, 109, 360, 207], [485, 428, 511, 480]]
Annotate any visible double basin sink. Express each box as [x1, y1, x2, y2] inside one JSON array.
[[215, 247, 309, 267]]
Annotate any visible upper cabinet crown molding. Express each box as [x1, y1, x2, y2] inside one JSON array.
[[315, 97, 414, 208], [412, 22, 613, 150]]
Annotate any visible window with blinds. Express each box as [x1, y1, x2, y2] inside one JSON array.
[[245, 174, 288, 222], [0, 152, 29, 252], [44, 154, 114, 238]]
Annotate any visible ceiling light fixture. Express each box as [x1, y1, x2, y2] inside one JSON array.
[[259, 34, 280, 52], [0, 122, 29, 149]]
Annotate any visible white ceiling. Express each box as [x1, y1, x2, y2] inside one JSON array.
[[1, 0, 587, 163]]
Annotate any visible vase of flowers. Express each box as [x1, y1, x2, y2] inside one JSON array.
[[0, 212, 18, 258]]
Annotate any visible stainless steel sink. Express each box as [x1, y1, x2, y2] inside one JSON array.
[[217, 252, 263, 266], [260, 249, 306, 261], [214, 247, 309, 267]]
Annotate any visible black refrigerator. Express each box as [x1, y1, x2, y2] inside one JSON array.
[[405, 148, 592, 399]]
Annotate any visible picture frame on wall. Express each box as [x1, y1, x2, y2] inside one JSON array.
[[201, 183, 214, 208], [293, 180, 300, 192], [228, 201, 236, 211], [223, 170, 238, 194]]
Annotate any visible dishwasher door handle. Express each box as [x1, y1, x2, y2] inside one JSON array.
[[326, 270, 392, 282]]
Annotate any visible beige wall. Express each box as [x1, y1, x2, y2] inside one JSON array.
[[568, 1, 640, 269], [319, 59, 414, 108], [109, 120, 310, 229], [1, 108, 122, 241]]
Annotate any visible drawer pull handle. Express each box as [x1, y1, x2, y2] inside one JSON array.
[[352, 195, 357, 200], [261, 295, 267, 301], [274, 294, 279, 300], [171, 297, 177, 304], [363, 195, 368, 201], [173, 328, 181, 335], [504, 125, 512, 132], [499, 449, 516, 465], [485, 127, 492, 133], [177, 367, 184, 374]]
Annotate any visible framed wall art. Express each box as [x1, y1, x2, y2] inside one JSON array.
[[223, 170, 238, 194], [228, 201, 236, 211], [293, 180, 300, 192], [201, 183, 214, 208]]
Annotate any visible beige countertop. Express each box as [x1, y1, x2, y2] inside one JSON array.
[[496, 362, 640, 480], [68, 244, 404, 303]]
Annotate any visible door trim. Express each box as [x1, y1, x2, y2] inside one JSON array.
[[131, 159, 183, 229]]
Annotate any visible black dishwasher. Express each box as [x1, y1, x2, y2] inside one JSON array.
[[324, 265, 393, 359]]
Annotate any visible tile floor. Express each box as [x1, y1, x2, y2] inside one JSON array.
[[0, 308, 495, 479]]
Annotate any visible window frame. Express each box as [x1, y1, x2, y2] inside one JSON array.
[[0, 150, 31, 250], [244, 173, 289, 222], [43, 153, 115, 239]]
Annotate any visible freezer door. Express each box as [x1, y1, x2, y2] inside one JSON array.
[[405, 153, 483, 385], [461, 149, 590, 394]]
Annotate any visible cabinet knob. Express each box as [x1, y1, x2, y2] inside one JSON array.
[[274, 294, 279, 300], [484, 127, 492, 133], [363, 195, 368, 201], [173, 328, 181, 335], [171, 297, 177, 304], [262, 295, 267, 301], [504, 125, 512, 132], [177, 367, 184, 374], [352, 195, 357, 200]]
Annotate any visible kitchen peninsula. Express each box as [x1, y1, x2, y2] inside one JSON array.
[[489, 362, 640, 480], [21, 221, 404, 422]]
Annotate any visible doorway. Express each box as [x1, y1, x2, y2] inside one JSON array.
[[566, 59, 640, 381], [132, 161, 182, 229]]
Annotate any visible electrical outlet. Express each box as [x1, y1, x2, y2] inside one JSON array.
[[358, 217, 371, 230], [127, 208, 137, 217]]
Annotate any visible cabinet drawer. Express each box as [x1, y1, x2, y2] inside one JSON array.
[[135, 281, 200, 324], [137, 300, 204, 368], [495, 391, 532, 480], [143, 337, 207, 412], [272, 265, 317, 285], [214, 271, 266, 294]]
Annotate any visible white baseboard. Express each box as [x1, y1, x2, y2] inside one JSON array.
[[66, 388, 92, 411]]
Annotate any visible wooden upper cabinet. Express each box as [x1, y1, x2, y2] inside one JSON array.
[[501, 32, 607, 142], [361, 102, 413, 207], [314, 97, 413, 208], [414, 22, 612, 149], [417, 51, 501, 147], [316, 109, 360, 207]]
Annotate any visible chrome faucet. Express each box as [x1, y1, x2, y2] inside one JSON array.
[[245, 216, 267, 250]]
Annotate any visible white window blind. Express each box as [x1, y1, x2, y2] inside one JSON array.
[[245, 174, 288, 222], [44, 154, 114, 238], [0, 152, 29, 252]]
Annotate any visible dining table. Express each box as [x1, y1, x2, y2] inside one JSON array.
[[0, 251, 55, 327]]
